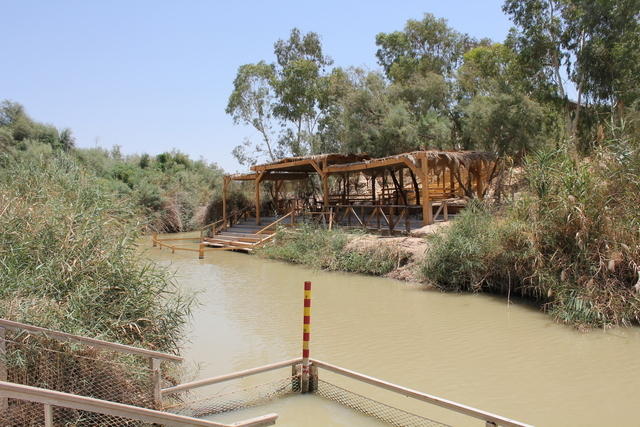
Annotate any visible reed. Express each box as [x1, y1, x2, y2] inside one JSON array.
[[0, 154, 193, 352], [421, 121, 640, 327]]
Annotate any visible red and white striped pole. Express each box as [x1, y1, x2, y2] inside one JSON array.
[[301, 281, 311, 393]]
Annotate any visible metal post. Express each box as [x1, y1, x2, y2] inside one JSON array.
[[0, 326, 6, 411], [301, 281, 312, 393], [150, 357, 162, 408], [44, 404, 53, 426]]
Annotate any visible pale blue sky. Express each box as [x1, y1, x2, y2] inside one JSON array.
[[1, 1, 513, 172]]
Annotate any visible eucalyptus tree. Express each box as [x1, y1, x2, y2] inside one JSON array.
[[226, 28, 335, 165], [375, 13, 479, 82]]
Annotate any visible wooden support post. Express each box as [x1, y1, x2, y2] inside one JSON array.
[[420, 156, 433, 226], [222, 177, 229, 229], [255, 175, 261, 226], [301, 281, 312, 393], [150, 358, 162, 408], [371, 172, 376, 202], [443, 201, 449, 221], [0, 327, 6, 412], [198, 243, 204, 260], [321, 174, 329, 211], [44, 404, 53, 427], [152, 233, 157, 247], [409, 169, 420, 205], [449, 165, 455, 196]]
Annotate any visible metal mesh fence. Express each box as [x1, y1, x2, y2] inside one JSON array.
[[1, 330, 157, 426], [166, 375, 299, 418], [316, 379, 450, 427]]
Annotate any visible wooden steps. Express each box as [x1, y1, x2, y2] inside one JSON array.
[[202, 217, 281, 251]]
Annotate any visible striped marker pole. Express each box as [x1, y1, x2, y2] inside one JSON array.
[[301, 281, 311, 393]]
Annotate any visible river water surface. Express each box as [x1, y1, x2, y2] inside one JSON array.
[[145, 234, 640, 427]]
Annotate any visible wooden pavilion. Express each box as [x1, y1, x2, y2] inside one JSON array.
[[221, 150, 497, 231]]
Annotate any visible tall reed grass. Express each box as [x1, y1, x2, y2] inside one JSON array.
[[422, 122, 640, 327], [0, 154, 193, 351]]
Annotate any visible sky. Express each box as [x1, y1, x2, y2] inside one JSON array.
[[1, 1, 513, 173]]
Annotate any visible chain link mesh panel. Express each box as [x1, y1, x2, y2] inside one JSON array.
[[316, 379, 450, 427], [166, 376, 299, 418], [1, 330, 159, 426]]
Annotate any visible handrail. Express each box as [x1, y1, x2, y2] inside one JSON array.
[[256, 211, 294, 234], [0, 381, 278, 427], [311, 359, 532, 427], [162, 357, 302, 395], [0, 318, 182, 362]]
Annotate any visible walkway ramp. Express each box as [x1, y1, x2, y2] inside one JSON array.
[[202, 214, 295, 252]]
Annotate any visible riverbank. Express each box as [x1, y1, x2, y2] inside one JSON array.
[[256, 225, 437, 281]]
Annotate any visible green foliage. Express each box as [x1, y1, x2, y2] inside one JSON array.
[[375, 13, 479, 82], [461, 92, 553, 158], [0, 154, 193, 351], [258, 225, 409, 276], [227, 28, 334, 164], [1, 101, 223, 233], [422, 121, 640, 327], [0, 100, 75, 152]]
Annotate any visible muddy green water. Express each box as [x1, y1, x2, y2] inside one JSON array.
[[145, 234, 640, 427]]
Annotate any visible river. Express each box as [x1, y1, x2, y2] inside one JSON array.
[[145, 234, 640, 427]]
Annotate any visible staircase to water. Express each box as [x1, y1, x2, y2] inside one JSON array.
[[202, 215, 295, 252]]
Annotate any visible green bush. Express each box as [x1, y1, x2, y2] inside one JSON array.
[[258, 225, 409, 276], [422, 128, 640, 327], [0, 154, 193, 351]]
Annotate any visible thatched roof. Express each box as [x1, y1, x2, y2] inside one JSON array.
[[250, 153, 370, 173], [230, 150, 496, 179]]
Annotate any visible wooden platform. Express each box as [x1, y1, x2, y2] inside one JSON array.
[[202, 216, 294, 252]]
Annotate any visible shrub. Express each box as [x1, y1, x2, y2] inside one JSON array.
[[258, 225, 409, 276], [422, 129, 640, 327], [0, 154, 193, 351]]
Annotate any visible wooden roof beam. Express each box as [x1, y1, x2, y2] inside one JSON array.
[[326, 157, 407, 174]]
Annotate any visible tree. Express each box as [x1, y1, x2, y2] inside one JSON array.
[[226, 61, 278, 162], [375, 13, 479, 82], [458, 43, 523, 96], [563, 0, 640, 108], [462, 92, 551, 158], [226, 28, 335, 165], [504, 0, 640, 138], [503, 0, 568, 100]]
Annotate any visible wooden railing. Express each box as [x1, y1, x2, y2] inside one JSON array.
[[200, 206, 255, 238], [256, 210, 295, 235], [0, 381, 278, 427], [152, 234, 207, 258]]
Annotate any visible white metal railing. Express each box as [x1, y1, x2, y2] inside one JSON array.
[[161, 357, 533, 427], [0, 381, 277, 427], [0, 318, 180, 408], [311, 359, 533, 427], [161, 357, 302, 395]]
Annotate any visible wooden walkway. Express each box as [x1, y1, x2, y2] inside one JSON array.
[[202, 215, 294, 252]]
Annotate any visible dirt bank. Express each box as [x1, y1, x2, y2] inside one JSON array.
[[344, 222, 451, 282]]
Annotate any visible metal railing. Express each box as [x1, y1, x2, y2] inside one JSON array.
[[160, 356, 532, 427], [0, 318, 180, 410], [0, 381, 277, 427], [312, 359, 532, 427]]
